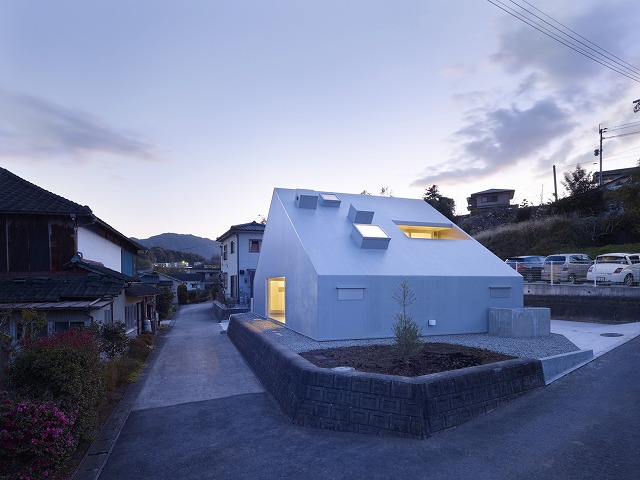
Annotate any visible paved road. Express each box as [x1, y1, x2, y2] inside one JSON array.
[[100, 303, 640, 480]]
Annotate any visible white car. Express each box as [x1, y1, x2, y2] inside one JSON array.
[[586, 253, 640, 286]]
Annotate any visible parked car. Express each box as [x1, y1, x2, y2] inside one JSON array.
[[586, 253, 640, 286], [541, 253, 593, 283], [505, 256, 545, 281]]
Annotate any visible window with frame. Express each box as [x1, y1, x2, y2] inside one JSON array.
[[481, 195, 498, 203], [222, 244, 227, 260], [249, 239, 261, 252], [230, 241, 235, 254]]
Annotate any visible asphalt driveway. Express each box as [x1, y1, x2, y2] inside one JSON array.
[[98, 303, 640, 480]]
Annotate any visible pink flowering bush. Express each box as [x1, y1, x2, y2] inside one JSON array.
[[7, 329, 106, 443], [0, 392, 77, 479]]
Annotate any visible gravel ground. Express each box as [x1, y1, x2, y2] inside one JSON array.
[[245, 317, 579, 359]]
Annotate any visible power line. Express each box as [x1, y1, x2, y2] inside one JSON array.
[[516, 0, 640, 76], [486, 0, 640, 83]]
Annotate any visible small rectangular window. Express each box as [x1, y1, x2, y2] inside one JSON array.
[[249, 239, 261, 252], [230, 241, 235, 254], [337, 287, 365, 300], [222, 244, 227, 260]]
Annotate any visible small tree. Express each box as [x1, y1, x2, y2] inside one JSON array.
[[562, 164, 596, 196], [423, 185, 456, 220], [177, 284, 188, 305], [156, 287, 175, 320], [391, 278, 422, 360], [96, 321, 130, 360]]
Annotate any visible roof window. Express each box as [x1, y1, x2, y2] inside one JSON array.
[[319, 193, 341, 207], [351, 224, 390, 249], [394, 221, 467, 240]]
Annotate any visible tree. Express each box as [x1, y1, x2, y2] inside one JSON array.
[[562, 164, 596, 196], [177, 284, 188, 305], [391, 279, 422, 360], [156, 287, 175, 320], [423, 185, 456, 220]]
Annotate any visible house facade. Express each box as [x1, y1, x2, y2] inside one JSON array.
[[0, 167, 159, 339], [216, 221, 265, 305], [253, 188, 522, 341], [467, 188, 515, 212]]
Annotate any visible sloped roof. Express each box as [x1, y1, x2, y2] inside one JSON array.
[[216, 221, 265, 242], [0, 274, 125, 303], [168, 272, 205, 282], [267, 188, 518, 278], [66, 255, 134, 281], [0, 167, 93, 215], [469, 188, 515, 196], [126, 283, 162, 297]]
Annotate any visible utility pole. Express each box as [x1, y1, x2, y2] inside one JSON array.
[[594, 124, 607, 187], [552, 165, 558, 202]]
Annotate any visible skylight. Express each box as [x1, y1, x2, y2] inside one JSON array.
[[319, 193, 341, 207], [394, 221, 468, 240], [351, 223, 390, 249]]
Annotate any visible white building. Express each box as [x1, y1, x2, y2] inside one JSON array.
[[253, 188, 523, 341], [216, 221, 265, 305]]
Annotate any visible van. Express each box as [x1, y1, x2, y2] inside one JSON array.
[[541, 253, 593, 283]]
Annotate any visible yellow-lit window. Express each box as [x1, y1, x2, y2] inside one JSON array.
[[395, 223, 467, 240]]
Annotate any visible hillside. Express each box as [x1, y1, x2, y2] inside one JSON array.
[[131, 233, 220, 260]]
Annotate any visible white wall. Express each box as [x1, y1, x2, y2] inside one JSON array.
[[77, 228, 121, 272]]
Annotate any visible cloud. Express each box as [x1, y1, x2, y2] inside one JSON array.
[[412, 1, 638, 189], [412, 98, 576, 186], [0, 89, 155, 163]]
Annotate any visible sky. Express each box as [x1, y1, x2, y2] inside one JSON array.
[[2, 0, 640, 241]]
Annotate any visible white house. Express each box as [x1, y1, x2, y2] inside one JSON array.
[[253, 188, 523, 341], [216, 221, 265, 305]]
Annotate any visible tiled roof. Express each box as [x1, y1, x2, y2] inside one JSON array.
[[216, 221, 265, 242], [0, 274, 125, 303], [126, 283, 162, 297], [67, 255, 134, 282], [168, 272, 205, 282], [0, 167, 93, 215]]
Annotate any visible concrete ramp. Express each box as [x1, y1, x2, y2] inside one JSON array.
[[541, 349, 594, 384]]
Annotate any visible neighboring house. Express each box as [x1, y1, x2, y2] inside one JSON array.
[[253, 188, 522, 341], [600, 166, 639, 190], [0, 167, 159, 339], [140, 271, 186, 304], [168, 272, 207, 292], [216, 221, 265, 305], [467, 189, 515, 212]]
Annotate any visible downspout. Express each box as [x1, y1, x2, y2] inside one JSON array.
[[236, 233, 240, 304]]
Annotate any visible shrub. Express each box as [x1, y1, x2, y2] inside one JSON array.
[[177, 284, 188, 305], [128, 338, 151, 362], [6, 329, 106, 443], [391, 279, 422, 360], [0, 392, 78, 479], [96, 321, 130, 359], [137, 333, 155, 348]]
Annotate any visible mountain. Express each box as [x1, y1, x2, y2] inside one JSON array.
[[131, 233, 220, 260]]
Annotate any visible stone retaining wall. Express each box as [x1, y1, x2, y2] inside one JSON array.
[[212, 301, 250, 321], [228, 314, 545, 439], [524, 284, 640, 323]]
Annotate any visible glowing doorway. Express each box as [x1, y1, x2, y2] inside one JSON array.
[[267, 277, 286, 324]]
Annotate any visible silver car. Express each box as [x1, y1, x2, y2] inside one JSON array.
[[541, 253, 593, 284]]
